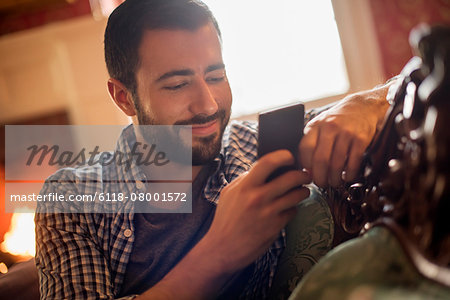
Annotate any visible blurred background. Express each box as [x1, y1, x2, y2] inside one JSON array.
[[0, 0, 449, 273]]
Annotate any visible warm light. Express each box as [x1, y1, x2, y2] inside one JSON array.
[[0, 262, 8, 274], [89, 0, 125, 20], [1, 213, 35, 257], [202, 0, 348, 117]]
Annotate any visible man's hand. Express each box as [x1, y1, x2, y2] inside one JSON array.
[[140, 150, 311, 300], [299, 84, 392, 187], [205, 149, 311, 273]]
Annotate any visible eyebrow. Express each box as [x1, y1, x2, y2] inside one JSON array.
[[155, 63, 225, 83], [155, 69, 194, 82], [205, 63, 225, 74]]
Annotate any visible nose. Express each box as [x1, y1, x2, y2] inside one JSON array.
[[189, 79, 219, 116]]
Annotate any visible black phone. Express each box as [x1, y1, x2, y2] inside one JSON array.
[[257, 102, 304, 181]]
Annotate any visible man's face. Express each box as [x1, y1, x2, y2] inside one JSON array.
[[133, 22, 232, 165]]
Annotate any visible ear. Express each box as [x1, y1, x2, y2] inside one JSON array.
[[107, 78, 137, 116]]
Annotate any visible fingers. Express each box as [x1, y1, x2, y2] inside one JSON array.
[[345, 137, 365, 181], [311, 127, 335, 187], [250, 150, 295, 185], [301, 120, 347, 188], [299, 126, 367, 187], [298, 123, 318, 171], [271, 186, 310, 213], [328, 132, 352, 186], [262, 169, 311, 201]]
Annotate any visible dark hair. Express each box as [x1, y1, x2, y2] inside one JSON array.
[[104, 0, 221, 96]]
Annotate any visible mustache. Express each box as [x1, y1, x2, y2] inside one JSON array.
[[174, 110, 226, 126]]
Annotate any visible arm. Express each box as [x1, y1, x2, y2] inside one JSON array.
[[299, 82, 395, 188], [136, 150, 311, 299], [35, 178, 128, 299], [35, 212, 127, 299], [36, 151, 311, 299]]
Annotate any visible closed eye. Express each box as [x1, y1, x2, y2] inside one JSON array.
[[206, 76, 225, 83], [163, 82, 188, 90]]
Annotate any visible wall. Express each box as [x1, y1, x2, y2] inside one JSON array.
[[2, 0, 450, 126], [0, 14, 128, 125], [0, 0, 91, 36], [369, 0, 450, 78]]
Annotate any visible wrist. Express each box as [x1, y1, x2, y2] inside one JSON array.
[[194, 230, 241, 276], [358, 81, 394, 131], [193, 234, 235, 276]]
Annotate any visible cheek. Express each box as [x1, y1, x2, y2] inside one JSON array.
[[156, 96, 195, 124], [214, 84, 233, 110], [143, 88, 189, 123], [152, 104, 183, 124]]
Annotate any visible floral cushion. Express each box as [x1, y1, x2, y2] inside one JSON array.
[[268, 185, 334, 299]]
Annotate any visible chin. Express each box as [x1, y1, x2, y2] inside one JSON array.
[[192, 133, 222, 165]]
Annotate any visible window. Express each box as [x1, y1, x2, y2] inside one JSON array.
[[203, 0, 349, 117]]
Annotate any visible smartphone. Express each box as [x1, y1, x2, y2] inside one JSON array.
[[257, 102, 304, 181]]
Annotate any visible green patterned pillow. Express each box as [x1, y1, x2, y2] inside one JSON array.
[[289, 226, 450, 300], [268, 185, 334, 299]]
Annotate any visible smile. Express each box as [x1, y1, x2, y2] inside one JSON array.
[[191, 120, 219, 136]]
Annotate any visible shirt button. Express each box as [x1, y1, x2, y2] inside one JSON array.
[[123, 229, 132, 238], [136, 180, 145, 190]]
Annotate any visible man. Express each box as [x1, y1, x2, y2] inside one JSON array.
[[35, 0, 391, 299]]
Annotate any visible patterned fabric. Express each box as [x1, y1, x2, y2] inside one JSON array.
[[289, 226, 450, 300], [35, 121, 270, 299], [268, 186, 334, 300], [35, 107, 324, 299]]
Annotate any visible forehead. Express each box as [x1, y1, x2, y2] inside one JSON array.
[[137, 22, 223, 74]]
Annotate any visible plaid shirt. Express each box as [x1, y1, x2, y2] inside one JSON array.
[[35, 111, 321, 299]]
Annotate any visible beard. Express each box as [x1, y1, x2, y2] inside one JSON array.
[[135, 101, 230, 166]]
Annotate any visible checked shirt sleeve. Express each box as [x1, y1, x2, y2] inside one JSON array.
[[304, 103, 335, 125], [35, 171, 136, 300]]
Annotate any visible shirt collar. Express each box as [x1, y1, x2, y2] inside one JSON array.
[[114, 125, 148, 194], [114, 123, 252, 204]]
